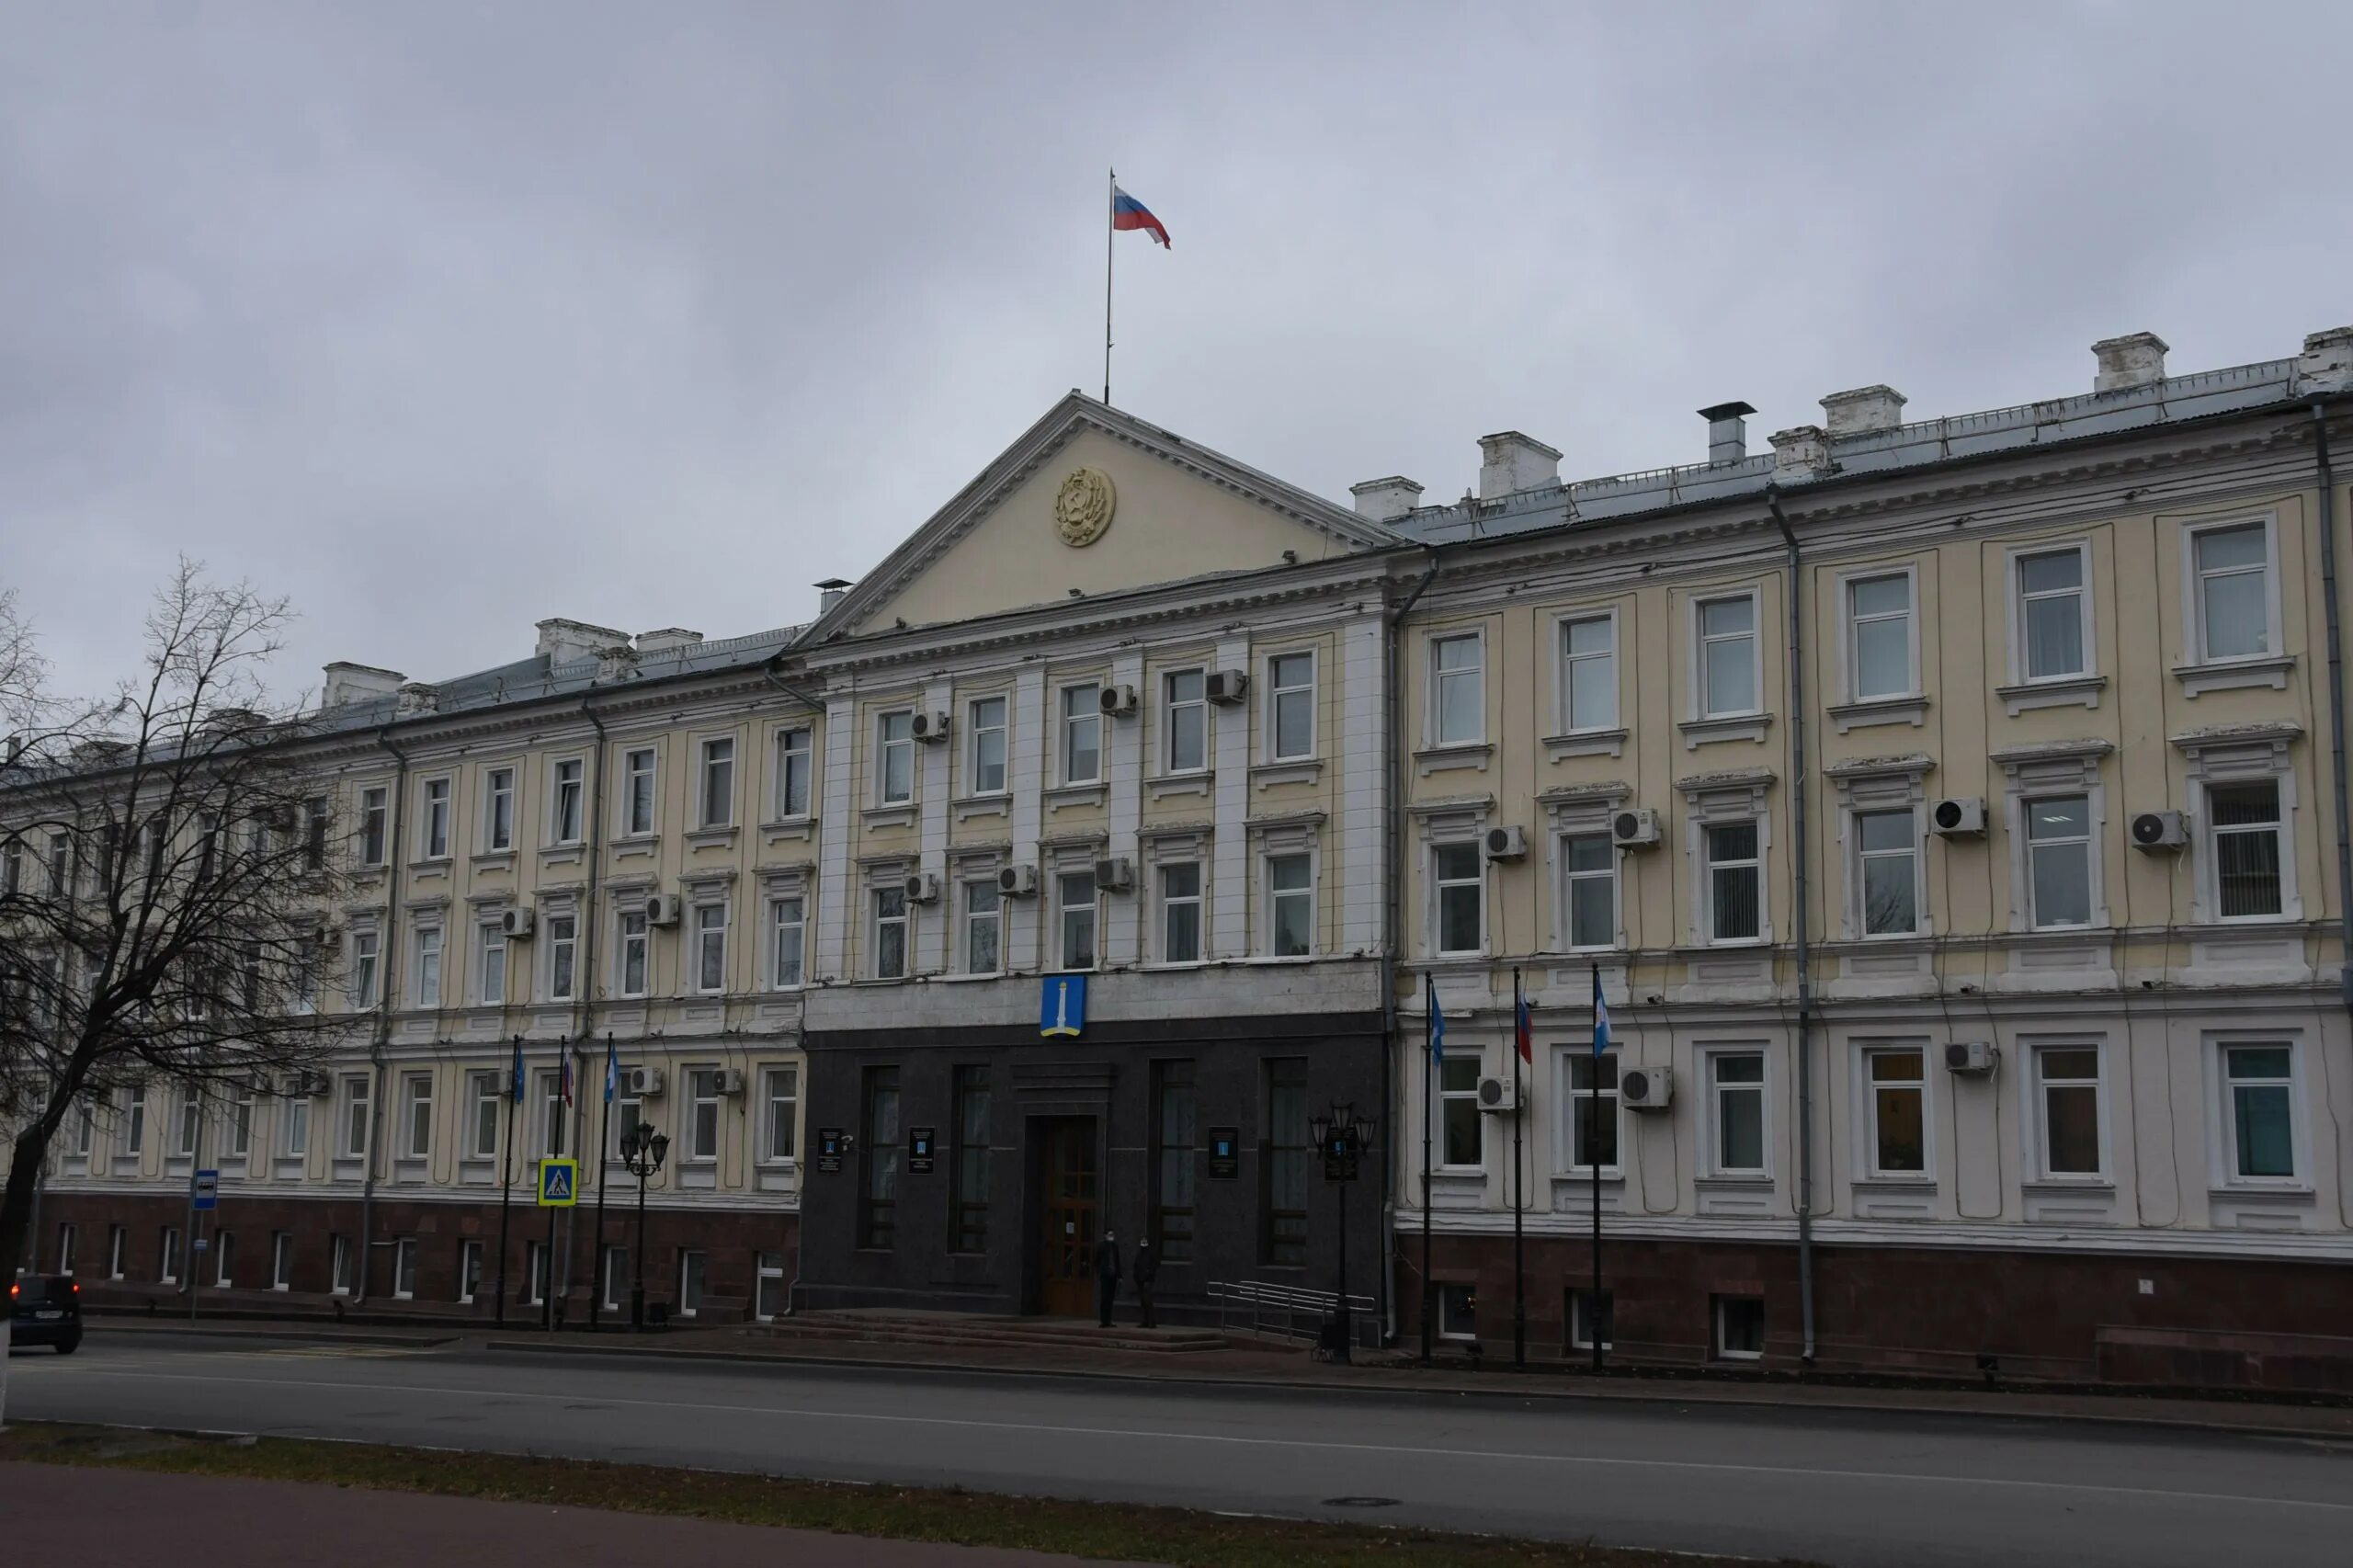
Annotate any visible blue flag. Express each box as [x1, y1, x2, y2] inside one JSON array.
[[604, 1034, 618, 1104], [509, 1035, 525, 1099], [1593, 966, 1610, 1057], [1430, 989, 1447, 1062]]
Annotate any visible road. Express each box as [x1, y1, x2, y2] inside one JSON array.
[[8, 1331, 2352, 1567]]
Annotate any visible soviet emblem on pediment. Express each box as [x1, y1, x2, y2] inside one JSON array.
[[1052, 467, 1116, 548]]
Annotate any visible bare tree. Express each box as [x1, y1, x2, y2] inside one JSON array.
[[1, 563, 349, 1410]]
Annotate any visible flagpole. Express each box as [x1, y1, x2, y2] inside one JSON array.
[[542, 1039, 565, 1332], [1419, 971, 1435, 1363], [1591, 963, 1605, 1374], [1103, 166, 1115, 405], [591, 1033, 612, 1331], [496, 1034, 518, 1325], [1512, 967, 1526, 1370]]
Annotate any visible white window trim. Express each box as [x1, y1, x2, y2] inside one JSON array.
[[959, 878, 1002, 976], [1057, 680, 1106, 786], [1554, 830, 1621, 953], [2012, 788, 2108, 933], [2019, 1037, 2112, 1185], [695, 733, 737, 829], [2207, 1034, 2312, 1192], [1425, 629, 1486, 747], [871, 886, 912, 980], [1160, 665, 1211, 775], [459, 1237, 483, 1304], [689, 900, 729, 995], [1692, 813, 1772, 948], [1553, 607, 1621, 735], [548, 756, 586, 846], [1436, 1281, 1479, 1342], [467, 1071, 502, 1161], [1053, 869, 1099, 973], [482, 765, 518, 853], [1836, 562, 1922, 705], [1155, 860, 1206, 966], [1688, 587, 1764, 720], [1436, 1050, 1485, 1175], [2005, 539, 2097, 686], [413, 922, 444, 1007], [2191, 771, 2300, 926], [1844, 801, 1927, 941], [1854, 1042, 1935, 1183], [1556, 1045, 1624, 1179], [392, 1236, 417, 1300], [1699, 1044, 1772, 1179], [678, 1249, 707, 1318], [403, 1073, 433, 1161], [614, 908, 650, 999], [1262, 649, 1318, 763], [1428, 836, 1487, 958], [685, 1065, 722, 1163], [771, 723, 815, 821], [358, 785, 391, 868], [768, 893, 807, 990], [544, 909, 580, 1003], [2179, 513, 2284, 669], [874, 708, 916, 806], [964, 694, 1010, 797], [1713, 1296, 1765, 1361], [417, 775, 454, 861], [620, 745, 659, 837], [759, 1064, 800, 1167], [1261, 846, 1318, 960]]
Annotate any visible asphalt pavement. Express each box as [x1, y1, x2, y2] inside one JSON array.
[[9, 1330, 2353, 1568]]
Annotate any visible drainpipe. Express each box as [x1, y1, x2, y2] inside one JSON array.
[[1381, 547, 1443, 1344], [564, 698, 609, 1321], [1765, 492, 1816, 1365], [356, 729, 410, 1304], [2312, 403, 2353, 1015]]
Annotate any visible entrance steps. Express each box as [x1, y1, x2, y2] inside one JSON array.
[[754, 1309, 1231, 1357]]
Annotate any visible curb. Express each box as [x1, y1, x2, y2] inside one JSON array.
[[477, 1336, 2353, 1445], [88, 1324, 459, 1349]]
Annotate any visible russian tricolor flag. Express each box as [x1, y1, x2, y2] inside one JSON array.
[[1111, 185, 1170, 248]]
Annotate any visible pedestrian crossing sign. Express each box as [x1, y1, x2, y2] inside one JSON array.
[[537, 1158, 579, 1207]]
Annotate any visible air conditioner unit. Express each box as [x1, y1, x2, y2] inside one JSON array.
[[1093, 856, 1134, 892], [996, 864, 1039, 898], [1483, 824, 1528, 860], [1098, 684, 1139, 718], [903, 871, 940, 904], [1931, 797, 1986, 837], [1611, 809, 1662, 848], [313, 925, 343, 949], [280, 1071, 330, 1099], [1945, 1040, 2000, 1076], [1476, 1074, 1518, 1113], [718, 1068, 747, 1096], [501, 906, 537, 939], [2131, 811, 2188, 851], [643, 892, 681, 926], [911, 710, 952, 743], [1204, 668, 1250, 705], [1620, 1065, 1674, 1110], [624, 1066, 665, 1098]]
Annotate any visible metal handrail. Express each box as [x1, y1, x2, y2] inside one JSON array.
[[1208, 1278, 1379, 1349]]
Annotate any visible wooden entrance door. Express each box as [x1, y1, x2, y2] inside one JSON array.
[[1036, 1118, 1098, 1317]]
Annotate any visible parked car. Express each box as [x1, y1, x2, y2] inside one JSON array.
[[8, 1273, 84, 1353]]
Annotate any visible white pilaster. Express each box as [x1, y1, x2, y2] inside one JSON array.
[[1339, 611, 1386, 954], [816, 698, 856, 982], [1010, 666, 1047, 971], [1107, 650, 1145, 966], [918, 676, 954, 973], [1211, 634, 1252, 959]]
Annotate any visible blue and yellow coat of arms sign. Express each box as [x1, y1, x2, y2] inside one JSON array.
[[1040, 974, 1087, 1038]]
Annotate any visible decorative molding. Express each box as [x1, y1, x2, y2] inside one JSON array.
[[1996, 674, 2106, 715], [1827, 694, 1930, 733], [1543, 726, 1628, 761], [1412, 741, 1494, 778], [2173, 653, 2295, 697], [1677, 712, 1772, 750]]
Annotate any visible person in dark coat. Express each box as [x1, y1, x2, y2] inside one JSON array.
[[1132, 1235, 1159, 1328], [1094, 1228, 1121, 1327]]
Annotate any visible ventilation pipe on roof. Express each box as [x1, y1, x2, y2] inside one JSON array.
[[1699, 402, 1756, 467], [814, 578, 852, 616]]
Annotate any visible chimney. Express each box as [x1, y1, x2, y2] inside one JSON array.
[[1819, 385, 1907, 437], [394, 683, 439, 717], [534, 618, 630, 665], [2297, 326, 2353, 396], [634, 628, 704, 657], [594, 644, 641, 684], [1768, 425, 1830, 477], [1349, 476, 1425, 523], [1476, 431, 1563, 500], [1699, 402, 1756, 467], [814, 578, 852, 615], [323, 662, 404, 708], [2091, 332, 2169, 392]]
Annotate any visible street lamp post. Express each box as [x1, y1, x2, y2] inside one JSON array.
[[1311, 1101, 1370, 1365], [619, 1120, 669, 1332]]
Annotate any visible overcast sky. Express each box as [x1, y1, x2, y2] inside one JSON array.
[[6, 2, 2348, 702]]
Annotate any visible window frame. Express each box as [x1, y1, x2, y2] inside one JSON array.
[[358, 785, 390, 868], [2212, 1038, 2308, 1188], [773, 724, 814, 820], [960, 878, 1000, 975], [875, 709, 916, 805], [468, 1071, 501, 1161], [1430, 837, 1486, 957], [402, 1072, 433, 1161], [2023, 792, 2098, 931], [483, 766, 517, 852], [1427, 631, 1485, 747], [392, 1236, 417, 1300], [1557, 831, 1620, 952], [1859, 1044, 1931, 1181], [691, 901, 727, 994], [1055, 869, 1098, 972], [271, 1231, 295, 1291], [2026, 1040, 2109, 1183], [1163, 666, 1210, 774], [1438, 1052, 1484, 1173], [949, 1064, 991, 1255], [616, 908, 649, 998], [1700, 817, 1768, 947], [339, 1074, 372, 1161], [1264, 849, 1315, 959], [418, 776, 453, 861], [348, 927, 382, 1009], [685, 1067, 722, 1164], [761, 1064, 799, 1165], [413, 921, 443, 1008], [871, 886, 910, 980], [1555, 608, 1620, 734], [2182, 514, 2282, 667], [1265, 649, 1317, 763], [2199, 775, 2293, 925], [1849, 804, 1923, 939], [698, 734, 736, 829], [1559, 1048, 1622, 1178], [769, 893, 806, 989], [545, 911, 578, 1002], [1157, 860, 1203, 965], [621, 745, 658, 836], [1059, 682, 1104, 785], [1691, 588, 1763, 720], [1838, 564, 1919, 703], [1702, 1047, 1769, 1178], [550, 757, 585, 846], [2006, 539, 2096, 685], [965, 695, 1009, 796]]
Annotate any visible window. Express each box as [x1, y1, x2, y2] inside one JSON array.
[[2016, 545, 2090, 680], [56, 1221, 75, 1276], [770, 896, 805, 988], [469, 1072, 501, 1160], [358, 787, 389, 867], [304, 796, 331, 869], [1438, 1282, 1477, 1341], [548, 913, 579, 1000], [861, 1065, 901, 1249], [608, 1075, 643, 1162], [393, 1237, 417, 1300], [414, 924, 443, 1007], [1855, 809, 1918, 937], [692, 903, 725, 993], [49, 830, 73, 897], [1714, 1295, 1765, 1360], [617, 909, 648, 996], [404, 1074, 433, 1160], [160, 1225, 180, 1285], [1565, 1052, 1620, 1173], [1440, 1055, 1482, 1168], [176, 1089, 200, 1157], [479, 922, 508, 1005], [1561, 834, 1617, 949], [950, 1065, 991, 1254], [1430, 632, 1483, 745], [877, 710, 915, 803], [341, 1075, 371, 1159], [459, 1238, 483, 1303], [1696, 594, 1758, 717], [961, 880, 999, 974], [1865, 1048, 1927, 1176], [763, 1065, 798, 1162], [1560, 614, 1617, 732], [1061, 684, 1103, 784], [212, 1230, 234, 1288], [677, 1250, 707, 1317], [699, 736, 735, 827], [872, 887, 909, 980], [1159, 862, 1202, 963], [1433, 841, 1483, 955], [552, 758, 585, 844], [282, 1094, 308, 1158], [1265, 1058, 1308, 1266], [1056, 870, 1097, 971], [967, 699, 1006, 794], [2222, 1044, 2298, 1181], [421, 778, 451, 858], [775, 726, 813, 817], [124, 1085, 147, 1156], [1846, 571, 1914, 699], [74, 1101, 94, 1159], [2192, 521, 2273, 662], [108, 1225, 126, 1279], [331, 1233, 356, 1296], [1704, 822, 1762, 943], [484, 767, 515, 851], [598, 1244, 627, 1311], [2026, 796, 2093, 928], [623, 747, 656, 835], [1164, 669, 1208, 772], [290, 944, 319, 1015], [1709, 1051, 1766, 1175], [687, 1068, 722, 1162], [1569, 1288, 1614, 1352], [525, 1241, 547, 1305], [1267, 652, 1315, 761], [2033, 1045, 2103, 1177], [0, 835, 17, 896], [1153, 1061, 1197, 1261], [756, 1251, 787, 1321], [538, 1064, 569, 1155], [1267, 852, 1313, 957], [270, 1232, 293, 1291], [2209, 780, 2284, 919], [349, 929, 381, 1008]]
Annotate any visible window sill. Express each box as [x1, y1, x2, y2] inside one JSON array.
[[1852, 1175, 1938, 1190], [407, 856, 454, 873], [2174, 653, 2295, 696], [1043, 782, 1108, 812], [1826, 694, 1929, 733], [934, 971, 1001, 983], [611, 834, 659, 860], [1145, 771, 1214, 801], [1544, 727, 1628, 761], [2022, 1176, 2114, 1193], [1552, 1171, 1626, 1185], [1250, 759, 1323, 789], [1996, 674, 2106, 715], [1142, 960, 1211, 972], [1236, 953, 1317, 965], [1694, 1174, 1774, 1188], [951, 795, 1011, 821], [540, 843, 585, 868], [1677, 712, 1771, 750], [685, 825, 739, 849], [2208, 1181, 2314, 1199], [863, 803, 918, 829], [1413, 742, 1493, 778]]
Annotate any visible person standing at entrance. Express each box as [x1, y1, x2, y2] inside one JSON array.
[[1132, 1235, 1158, 1328], [1094, 1228, 1122, 1327]]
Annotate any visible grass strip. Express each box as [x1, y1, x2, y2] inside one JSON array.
[[1, 1421, 1814, 1568]]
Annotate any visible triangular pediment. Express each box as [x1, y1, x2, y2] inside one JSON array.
[[811, 396, 1400, 642]]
